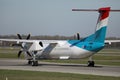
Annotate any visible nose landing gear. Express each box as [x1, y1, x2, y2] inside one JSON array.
[[27, 51, 39, 66]]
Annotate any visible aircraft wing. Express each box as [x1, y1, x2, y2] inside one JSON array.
[[0, 39, 34, 43], [1, 39, 120, 44], [0, 39, 64, 45], [105, 40, 120, 44]]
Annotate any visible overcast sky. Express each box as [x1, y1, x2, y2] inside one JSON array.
[[0, 0, 120, 37]]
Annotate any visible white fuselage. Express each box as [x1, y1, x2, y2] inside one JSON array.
[[47, 46, 93, 59], [26, 40, 94, 60]]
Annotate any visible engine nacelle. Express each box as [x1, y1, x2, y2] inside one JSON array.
[[29, 41, 43, 52]]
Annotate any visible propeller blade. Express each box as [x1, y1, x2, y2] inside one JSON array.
[[26, 51, 32, 57], [77, 33, 80, 40], [39, 42, 43, 47], [26, 34, 31, 40], [18, 51, 22, 58], [17, 34, 22, 39]]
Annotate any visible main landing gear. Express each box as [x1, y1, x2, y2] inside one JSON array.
[[88, 61, 95, 67], [87, 56, 95, 67], [28, 51, 39, 66], [28, 60, 38, 66]]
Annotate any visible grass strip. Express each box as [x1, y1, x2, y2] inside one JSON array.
[[0, 69, 120, 80]]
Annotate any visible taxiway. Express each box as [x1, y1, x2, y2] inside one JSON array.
[[0, 59, 120, 77]]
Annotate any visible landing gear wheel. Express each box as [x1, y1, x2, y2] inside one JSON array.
[[28, 60, 32, 65], [88, 61, 95, 67], [31, 61, 38, 66]]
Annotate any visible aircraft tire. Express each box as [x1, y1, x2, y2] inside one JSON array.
[[88, 61, 95, 67], [31, 61, 38, 66], [28, 60, 32, 65]]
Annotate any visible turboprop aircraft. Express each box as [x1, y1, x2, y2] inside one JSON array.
[[0, 7, 120, 66]]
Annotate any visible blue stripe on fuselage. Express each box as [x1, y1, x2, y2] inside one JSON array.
[[68, 26, 106, 52], [82, 26, 107, 43], [68, 40, 104, 52]]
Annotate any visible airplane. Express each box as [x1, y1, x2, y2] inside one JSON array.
[[0, 7, 120, 67]]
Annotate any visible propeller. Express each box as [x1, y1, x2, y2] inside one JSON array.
[[39, 41, 43, 47], [17, 34, 31, 40], [26, 34, 31, 40], [77, 33, 80, 40], [18, 50, 31, 58], [17, 34, 22, 39], [18, 44, 32, 58], [16, 34, 32, 58], [18, 50, 22, 58]]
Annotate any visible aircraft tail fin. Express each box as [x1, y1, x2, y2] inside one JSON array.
[[82, 7, 110, 43]]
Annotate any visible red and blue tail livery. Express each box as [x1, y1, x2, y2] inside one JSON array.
[[68, 7, 110, 53]]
